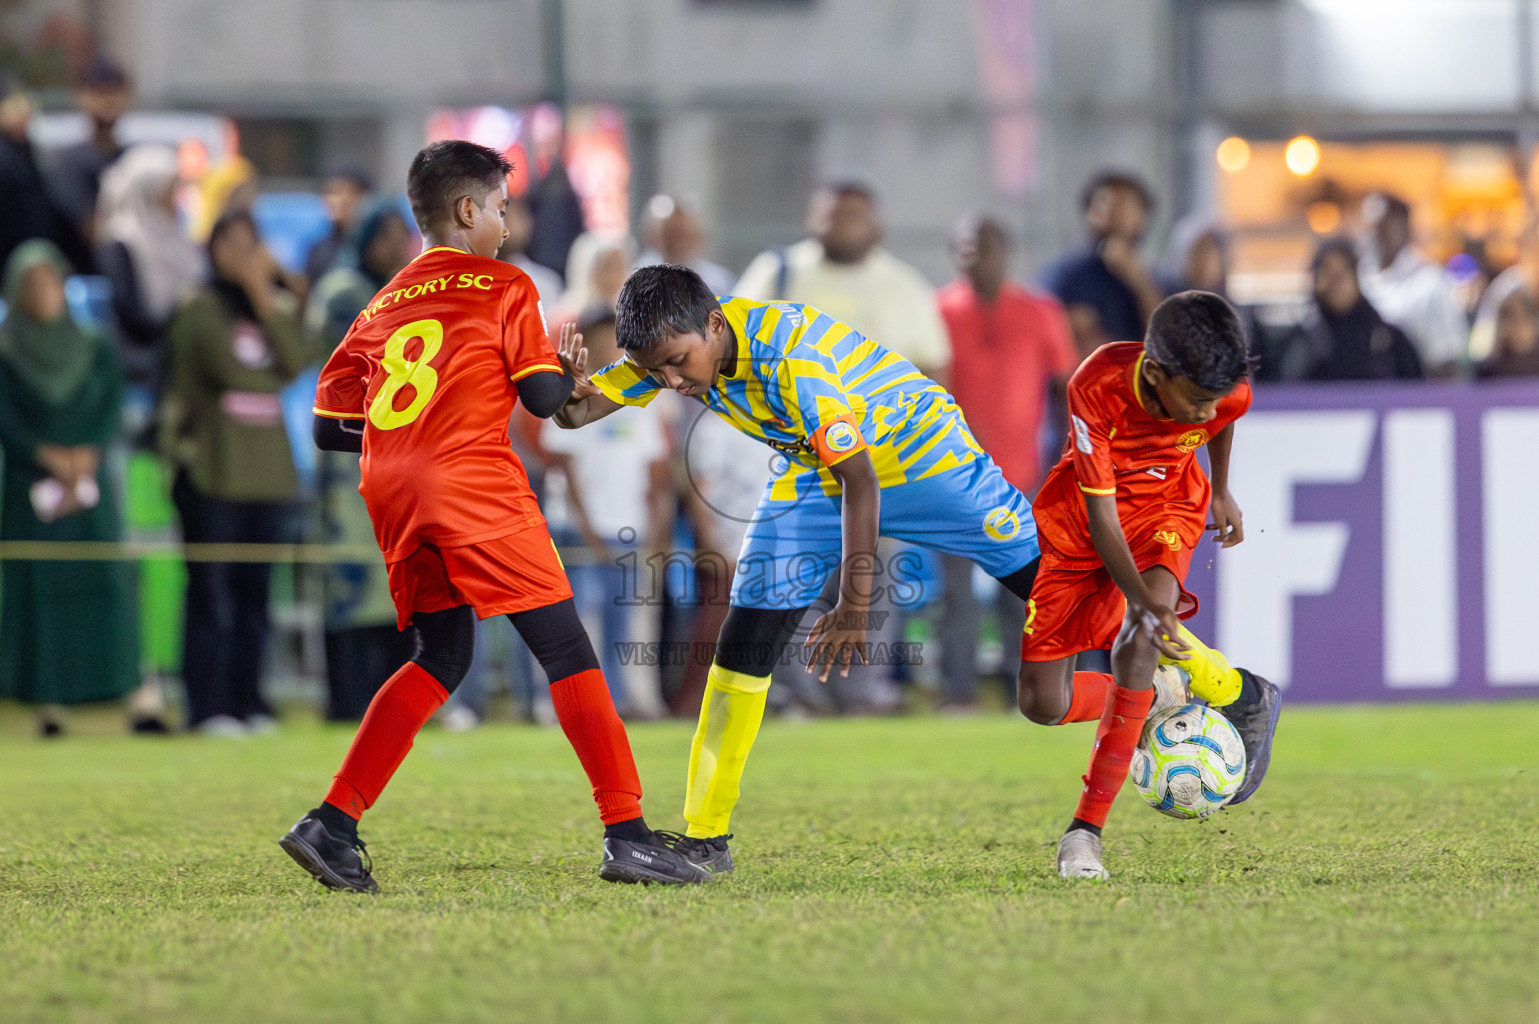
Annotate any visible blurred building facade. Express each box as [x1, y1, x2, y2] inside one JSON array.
[[5, 0, 1538, 282]]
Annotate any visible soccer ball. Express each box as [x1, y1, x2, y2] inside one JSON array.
[[1130, 703, 1246, 819]]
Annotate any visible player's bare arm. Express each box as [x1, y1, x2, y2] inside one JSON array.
[[1082, 491, 1188, 661], [554, 323, 623, 428], [804, 448, 881, 683], [1204, 421, 1243, 547]]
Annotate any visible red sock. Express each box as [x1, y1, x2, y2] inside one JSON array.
[[1061, 672, 1113, 723], [1073, 683, 1155, 828], [323, 662, 448, 820], [550, 668, 643, 825]]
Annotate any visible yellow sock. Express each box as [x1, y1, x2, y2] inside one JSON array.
[[683, 664, 772, 839], [1160, 627, 1242, 707]]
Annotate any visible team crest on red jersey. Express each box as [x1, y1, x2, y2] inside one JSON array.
[[1153, 529, 1182, 551], [1175, 429, 1209, 452]]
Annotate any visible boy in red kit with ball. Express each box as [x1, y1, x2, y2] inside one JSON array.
[[278, 140, 705, 891], [1015, 291, 1280, 880]]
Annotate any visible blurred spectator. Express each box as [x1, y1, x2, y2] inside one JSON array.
[[0, 241, 140, 736], [191, 155, 258, 241], [1280, 236, 1423, 382], [1159, 216, 1229, 296], [1475, 284, 1539, 378], [557, 231, 634, 324], [636, 194, 735, 295], [540, 306, 671, 716], [935, 214, 1077, 710], [303, 168, 373, 283], [306, 199, 417, 720], [498, 195, 564, 310], [305, 199, 414, 346], [0, 74, 93, 273], [734, 178, 951, 378], [525, 105, 586, 282], [49, 53, 132, 246], [1040, 170, 1162, 357], [1470, 219, 1539, 363], [96, 145, 205, 389], [1159, 215, 1267, 374], [1359, 192, 1466, 377], [160, 211, 308, 735]]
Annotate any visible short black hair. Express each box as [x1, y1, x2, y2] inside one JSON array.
[[1310, 235, 1360, 275], [1369, 191, 1411, 224], [822, 174, 879, 204], [1080, 170, 1155, 214], [406, 140, 511, 234], [952, 211, 1012, 248], [614, 264, 720, 351], [325, 165, 374, 193], [80, 52, 130, 89], [1144, 290, 1248, 393], [207, 208, 258, 253]]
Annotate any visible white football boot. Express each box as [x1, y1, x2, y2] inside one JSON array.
[[1056, 829, 1110, 880]]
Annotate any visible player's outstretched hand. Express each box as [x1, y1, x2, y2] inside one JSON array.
[[558, 322, 600, 401], [1206, 489, 1244, 548], [803, 602, 873, 684], [1138, 602, 1189, 661]]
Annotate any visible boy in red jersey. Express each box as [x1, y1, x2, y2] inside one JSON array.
[[278, 140, 704, 891], [1016, 291, 1280, 880]]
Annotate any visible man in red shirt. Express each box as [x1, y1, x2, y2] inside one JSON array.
[[279, 140, 704, 891], [1016, 291, 1280, 881], [936, 215, 1078, 708]]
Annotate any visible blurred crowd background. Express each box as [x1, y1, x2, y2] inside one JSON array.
[[2, 0, 1536, 737]]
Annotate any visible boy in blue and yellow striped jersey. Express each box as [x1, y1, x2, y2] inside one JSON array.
[[554, 264, 1042, 875]]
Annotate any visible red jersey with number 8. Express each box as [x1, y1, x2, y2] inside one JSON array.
[[313, 246, 561, 562]]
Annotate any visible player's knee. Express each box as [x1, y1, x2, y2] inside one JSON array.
[[506, 599, 602, 681], [1111, 622, 1160, 681], [410, 605, 476, 693], [1015, 670, 1063, 725], [715, 605, 803, 677]]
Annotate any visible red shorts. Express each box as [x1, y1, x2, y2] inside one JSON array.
[[1020, 532, 1199, 663], [386, 528, 573, 630]]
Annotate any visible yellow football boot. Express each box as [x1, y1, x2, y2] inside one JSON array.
[[1159, 627, 1242, 707]]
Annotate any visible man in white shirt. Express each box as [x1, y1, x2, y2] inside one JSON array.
[[1359, 192, 1467, 376], [734, 179, 951, 380]]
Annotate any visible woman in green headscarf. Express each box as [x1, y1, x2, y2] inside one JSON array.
[[0, 240, 140, 734]]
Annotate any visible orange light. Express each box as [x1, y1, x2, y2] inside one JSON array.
[[1285, 136, 1322, 177], [1216, 136, 1251, 173], [1306, 201, 1342, 234]]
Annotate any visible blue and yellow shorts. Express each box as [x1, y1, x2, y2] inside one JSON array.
[[728, 454, 1040, 610]]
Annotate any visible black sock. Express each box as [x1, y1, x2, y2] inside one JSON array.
[[1233, 669, 1262, 710], [312, 803, 359, 844], [603, 816, 652, 843], [1067, 817, 1103, 838]]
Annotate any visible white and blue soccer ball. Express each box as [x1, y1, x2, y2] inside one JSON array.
[[1130, 703, 1246, 819]]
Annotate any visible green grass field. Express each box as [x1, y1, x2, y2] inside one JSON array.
[[2, 701, 1537, 1024]]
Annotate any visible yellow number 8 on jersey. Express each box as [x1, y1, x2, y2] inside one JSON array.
[[368, 319, 444, 430]]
